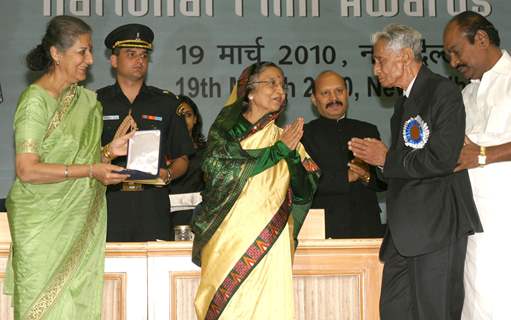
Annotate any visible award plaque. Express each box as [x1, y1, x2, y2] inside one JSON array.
[[120, 130, 164, 184]]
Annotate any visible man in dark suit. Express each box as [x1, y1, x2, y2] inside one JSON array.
[[349, 24, 482, 319], [301, 70, 386, 238]]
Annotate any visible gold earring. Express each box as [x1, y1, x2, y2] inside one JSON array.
[[56, 60, 60, 65]]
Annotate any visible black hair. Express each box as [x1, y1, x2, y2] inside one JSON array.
[[26, 15, 92, 72], [178, 95, 206, 149], [450, 11, 500, 47]]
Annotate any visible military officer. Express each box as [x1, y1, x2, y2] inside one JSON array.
[[98, 24, 194, 241]]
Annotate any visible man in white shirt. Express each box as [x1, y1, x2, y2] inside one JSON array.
[[444, 11, 511, 319]]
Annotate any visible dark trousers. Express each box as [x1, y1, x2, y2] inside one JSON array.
[[380, 233, 467, 320], [173, 209, 193, 226], [106, 188, 171, 242]]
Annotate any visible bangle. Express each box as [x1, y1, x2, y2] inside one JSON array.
[[164, 167, 173, 184], [88, 164, 93, 178], [64, 165, 69, 178], [102, 144, 112, 161]]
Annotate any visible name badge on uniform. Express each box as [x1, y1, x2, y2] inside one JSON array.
[[403, 115, 430, 149], [142, 114, 163, 121], [103, 115, 120, 120]]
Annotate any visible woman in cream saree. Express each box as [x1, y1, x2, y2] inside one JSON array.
[[192, 62, 319, 320]]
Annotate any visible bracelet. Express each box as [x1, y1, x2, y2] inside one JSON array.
[[164, 167, 173, 185], [88, 164, 93, 178], [64, 165, 69, 178], [102, 144, 112, 161]]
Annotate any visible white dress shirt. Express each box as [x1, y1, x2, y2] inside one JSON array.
[[461, 50, 511, 320]]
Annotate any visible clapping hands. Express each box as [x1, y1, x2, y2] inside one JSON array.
[[280, 117, 304, 150]]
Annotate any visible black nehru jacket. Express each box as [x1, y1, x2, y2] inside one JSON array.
[[302, 116, 386, 238]]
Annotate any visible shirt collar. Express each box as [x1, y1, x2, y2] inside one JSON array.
[[472, 49, 511, 84], [319, 114, 346, 123], [403, 75, 417, 98], [113, 81, 148, 97]]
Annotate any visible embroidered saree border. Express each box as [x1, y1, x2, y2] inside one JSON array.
[[239, 110, 281, 141], [43, 84, 77, 141], [16, 139, 39, 154], [191, 103, 281, 266], [204, 190, 292, 320], [23, 186, 103, 320]]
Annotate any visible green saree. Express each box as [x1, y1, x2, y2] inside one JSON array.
[[5, 84, 107, 320]]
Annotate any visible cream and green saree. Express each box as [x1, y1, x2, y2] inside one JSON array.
[[192, 99, 319, 320], [5, 84, 107, 319]]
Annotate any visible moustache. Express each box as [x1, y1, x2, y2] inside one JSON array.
[[326, 100, 343, 109]]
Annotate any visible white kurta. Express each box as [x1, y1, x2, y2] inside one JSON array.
[[461, 50, 511, 320]]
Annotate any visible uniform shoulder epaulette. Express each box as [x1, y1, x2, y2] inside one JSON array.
[[147, 85, 176, 97]]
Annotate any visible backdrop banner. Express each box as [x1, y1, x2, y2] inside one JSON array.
[[0, 0, 509, 197]]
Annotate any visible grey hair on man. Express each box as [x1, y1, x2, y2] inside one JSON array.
[[371, 24, 423, 61]]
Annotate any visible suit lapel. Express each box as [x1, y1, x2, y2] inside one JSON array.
[[391, 95, 406, 147], [390, 65, 432, 148], [403, 65, 431, 118]]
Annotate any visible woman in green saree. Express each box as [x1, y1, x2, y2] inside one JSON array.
[[192, 62, 320, 320], [5, 16, 131, 319]]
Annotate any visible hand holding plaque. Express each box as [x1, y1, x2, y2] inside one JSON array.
[[119, 130, 165, 184]]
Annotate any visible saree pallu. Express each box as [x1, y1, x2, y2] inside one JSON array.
[[5, 84, 107, 320], [193, 101, 319, 320]]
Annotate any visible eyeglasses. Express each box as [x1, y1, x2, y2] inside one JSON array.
[[249, 79, 288, 92]]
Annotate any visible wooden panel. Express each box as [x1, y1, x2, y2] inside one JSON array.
[[169, 270, 372, 320], [0, 213, 10, 243], [0, 273, 14, 320], [170, 272, 200, 320], [294, 240, 383, 320], [298, 209, 325, 240], [102, 273, 127, 320], [294, 274, 361, 320], [0, 272, 126, 320], [0, 239, 382, 320]]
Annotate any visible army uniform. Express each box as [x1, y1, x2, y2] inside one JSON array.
[[99, 23, 194, 241]]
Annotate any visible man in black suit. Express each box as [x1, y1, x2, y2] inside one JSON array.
[[301, 70, 386, 238], [349, 24, 482, 319]]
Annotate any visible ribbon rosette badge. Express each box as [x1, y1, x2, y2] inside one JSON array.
[[402, 115, 430, 149]]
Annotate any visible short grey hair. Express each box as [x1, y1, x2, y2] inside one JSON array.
[[371, 24, 423, 61]]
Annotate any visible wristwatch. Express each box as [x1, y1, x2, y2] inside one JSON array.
[[478, 146, 486, 166], [361, 174, 371, 184]]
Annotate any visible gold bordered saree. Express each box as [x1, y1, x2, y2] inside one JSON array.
[[5, 84, 107, 319], [192, 100, 319, 320]]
